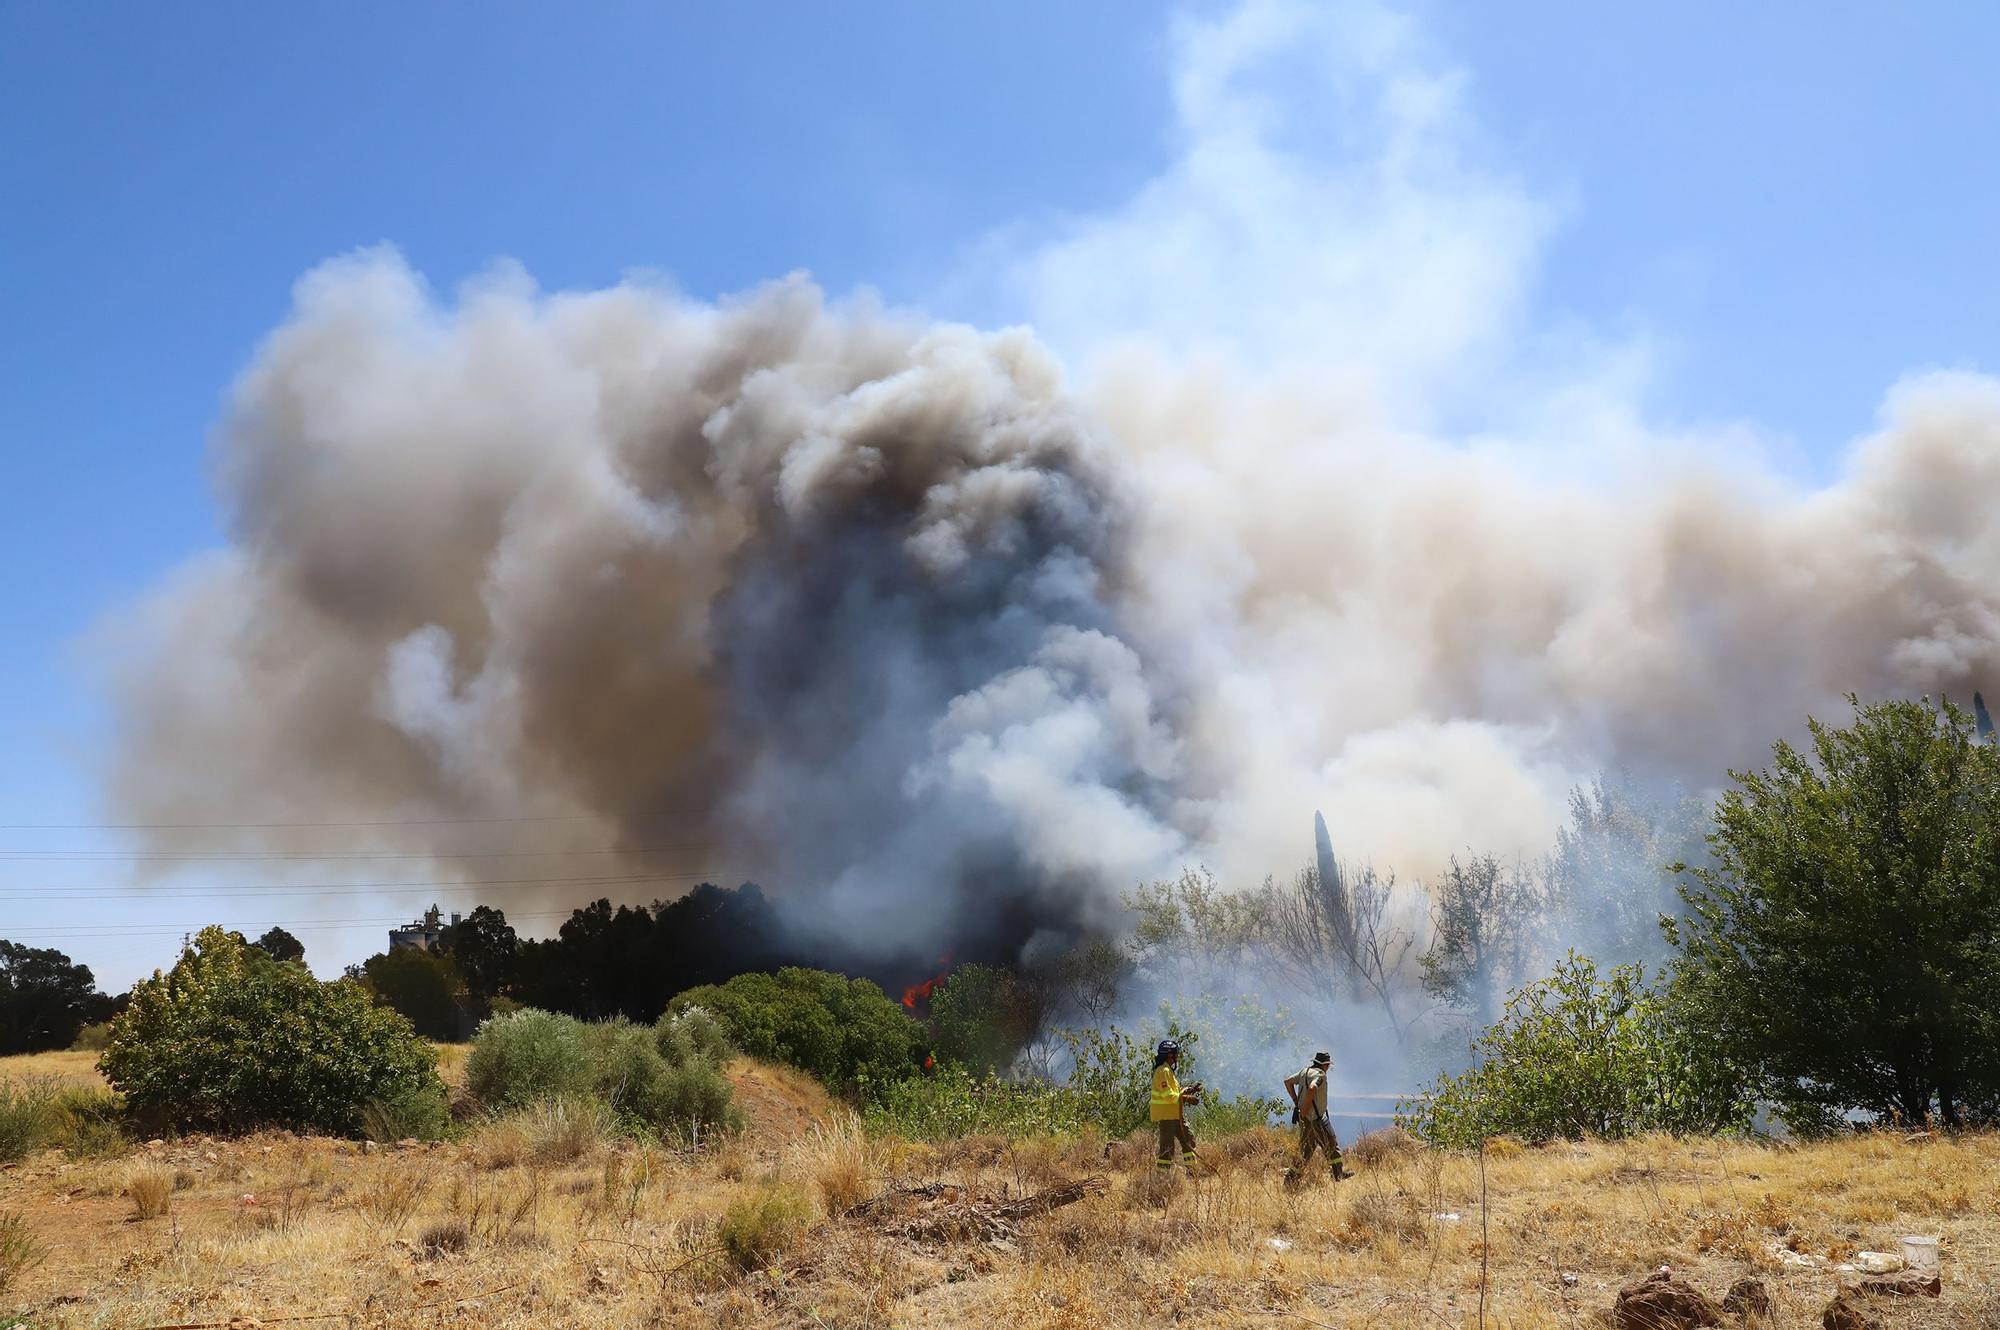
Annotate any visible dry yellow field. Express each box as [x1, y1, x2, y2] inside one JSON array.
[[3, 1051, 1997, 1329]]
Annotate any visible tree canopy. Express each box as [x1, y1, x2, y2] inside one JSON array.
[[1673, 696, 2000, 1130], [0, 941, 105, 1054]]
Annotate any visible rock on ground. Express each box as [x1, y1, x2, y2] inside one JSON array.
[[1822, 1291, 1883, 1330], [1614, 1270, 1724, 1330], [1722, 1277, 1773, 1320]]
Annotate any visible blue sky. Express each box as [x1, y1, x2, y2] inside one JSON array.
[[4, 1, 1997, 985]]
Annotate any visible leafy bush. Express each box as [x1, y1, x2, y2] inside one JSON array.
[[466, 1009, 595, 1110], [660, 1005, 733, 1064], [861, 1061, 1090, 1140], [100, 926, 442, 1136], [585, 1018, 674, 1117], [671, 968, 921, 1094], [466, 1007, 736, 1141], [361, 1080, 453, 1143], [1401, 953, 1753, 1146], [70, 1022, 114, 1052], [717, 1184, 812, 1270], [1188, 1093, 1282, 1136], [647, 1058, 737, 1142], [929, 964, 1041, 1075]]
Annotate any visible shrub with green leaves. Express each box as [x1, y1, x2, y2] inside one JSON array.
[[361, 1080, 453, 1143], [1401, 952, 1753, 1146], [929, 963, 1041, 1075], [100, 927, 441, 1136], [466, 1008, 596, 1109], [671, 967, 921, 1094], [660, 1004, 733, 1065], [861, 1060, 1088, 1140], [70, 1022, 114, 1052], [466, 1007, 737, 1141]]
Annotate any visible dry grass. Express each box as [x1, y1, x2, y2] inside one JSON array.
[[791, 1113, 874, 1213], [124, 1161, 175, 1220], [471, 1096, 614, 1168], [0, 1210, 46, 1296], [3, 1047, 1999, 1328], [0, 1049, 106, 1089]]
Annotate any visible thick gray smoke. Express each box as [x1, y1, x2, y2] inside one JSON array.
[[100, 0, 2000, 978], [104, 263, 1195, 959]]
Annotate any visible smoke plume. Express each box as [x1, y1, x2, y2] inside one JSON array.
[[101, 0, 2000, 971]]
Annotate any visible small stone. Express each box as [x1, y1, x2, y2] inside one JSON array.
[[146, 1139, 166, 1150], [1857, 1271, 1940, 1298], [1822, 1291, 1881, 1330], [1722, 1278, 1773, 1319]]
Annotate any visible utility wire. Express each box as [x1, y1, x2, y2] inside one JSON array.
[[0, 815, 609, 830], [0, 869, 743, 901], [0, 842, 714, 862]]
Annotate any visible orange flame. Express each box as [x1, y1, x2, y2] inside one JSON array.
[[900, 954, 954, 1010]]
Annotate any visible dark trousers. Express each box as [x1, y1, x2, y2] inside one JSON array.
[[1298, 1115, 1343, 1172], [1155, 1117, 1196, 1168]]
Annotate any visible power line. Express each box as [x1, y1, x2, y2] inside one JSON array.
[[0, 869, 745, 901], [0, 843, 715, 862], [0, 815, 608, 830]]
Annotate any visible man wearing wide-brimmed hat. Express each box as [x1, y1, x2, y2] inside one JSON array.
[[1284, 1050, 1348, 1181]]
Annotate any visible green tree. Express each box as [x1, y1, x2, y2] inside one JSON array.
[[101, 926, 441, 1135], [360, 947, 471, 1041], [437, 905, 519, 1011], [929, 963, 1042, 1075], [671, 967, 922, 1094], [1421, 853, 1542, 1025], [1404, 953, 1752, 1146], [250, 926, 306, 965], [1672, 697, 2000, 1130], [0, 941, 102, 1054]]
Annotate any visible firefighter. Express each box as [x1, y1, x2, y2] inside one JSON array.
[[1284, 1050, 1349, 1181], [1149, 1039, 1202, 1171]]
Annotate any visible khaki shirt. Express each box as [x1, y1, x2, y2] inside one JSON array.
[[1295, 1066, 1328, 1118]]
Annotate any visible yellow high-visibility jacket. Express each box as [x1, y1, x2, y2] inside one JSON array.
[[1150, 1065, 1184, 1121]]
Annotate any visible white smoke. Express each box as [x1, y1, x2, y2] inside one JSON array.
[[100, 0, 2000, 967]]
